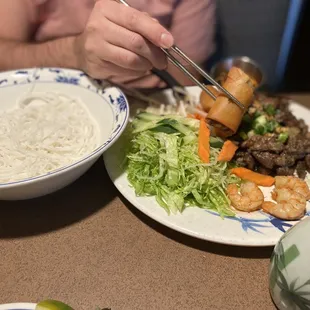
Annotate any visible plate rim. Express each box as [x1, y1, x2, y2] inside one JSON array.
[[0, 67, 129, 188], [104, 158, 278, 247], [104, 88, 310, 247]]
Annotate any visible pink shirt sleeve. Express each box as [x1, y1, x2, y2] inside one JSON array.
[[0, 0, 37, 40], [170, 0, 216, 64]]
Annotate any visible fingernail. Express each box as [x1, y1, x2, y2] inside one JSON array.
[[160, 33, 174, 49]]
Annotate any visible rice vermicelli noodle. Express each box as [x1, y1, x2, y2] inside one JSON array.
[[0, 92, 100, 184]]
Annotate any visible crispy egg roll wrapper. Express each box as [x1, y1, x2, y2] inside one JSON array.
[[206, 67, 258, 136], [200, 85, 220, 113]]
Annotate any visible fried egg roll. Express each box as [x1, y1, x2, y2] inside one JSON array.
[[200, 85, 220, 113], [206, 67, 258, 137]]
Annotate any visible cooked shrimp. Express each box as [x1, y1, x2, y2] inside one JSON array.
[[227, 181, 264, 212], [262, 189, 306, 220], [274, 176, 310, 200], [262, 176, 309, 220]]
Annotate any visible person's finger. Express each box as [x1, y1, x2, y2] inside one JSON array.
[[90, 61, 147, 80], [102, 19, 167, 70], [142, 11, 158, 22], [105, 44, 153, 71], [98, 0, 174, 49], [88, 39, 153, 71]]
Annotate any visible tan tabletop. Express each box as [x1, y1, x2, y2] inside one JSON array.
[[1, 93, 308, 310]]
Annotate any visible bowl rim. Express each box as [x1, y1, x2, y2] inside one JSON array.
[[210, 55, 265, 87], [0, 67, 130, 189], [0, 303, 36, 310]]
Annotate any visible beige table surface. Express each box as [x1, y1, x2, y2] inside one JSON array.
[[1, 94, 308, 310]]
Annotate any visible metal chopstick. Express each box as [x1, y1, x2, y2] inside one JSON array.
[[171, 46, 244, 110], [160, 49, 217, 101], [117, 0, 245, 110]]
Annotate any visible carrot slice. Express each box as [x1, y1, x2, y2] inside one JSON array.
[[230, 167, 275, 187], [188, 113, 204, 120], [217, 140, 238, 162], [187, 113, 196, 119], [198, 119, 210, 163], [194, 113, 204, 120]]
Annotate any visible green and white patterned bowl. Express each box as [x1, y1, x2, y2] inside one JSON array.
[[269, 217, 310, 310]]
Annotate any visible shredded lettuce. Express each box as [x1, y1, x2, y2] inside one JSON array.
[[126, 113, 239, 217]]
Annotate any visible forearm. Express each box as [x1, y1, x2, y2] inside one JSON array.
[[0, 36, 79, 70]]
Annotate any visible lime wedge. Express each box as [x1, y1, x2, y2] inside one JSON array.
[[36, 299, 74, 310]]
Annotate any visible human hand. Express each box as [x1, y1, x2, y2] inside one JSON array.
[[74, 0, 174, 80]]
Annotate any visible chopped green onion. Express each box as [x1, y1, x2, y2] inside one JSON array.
[[253, 115, 267, 135], [254, 115, 267, 126], [239, 131, 248, 140], [265, 120, 279, 133], [264, 104, 276, 116], [254, 111, 262, 118], [253, 114, 279, 135], [248, 130, 255, 138], [254, 125, 267, 135], [278, 132, 289, 143]]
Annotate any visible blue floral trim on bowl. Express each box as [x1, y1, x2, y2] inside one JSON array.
[[206, 210, 310, 234], [55, 76, 79, 85]]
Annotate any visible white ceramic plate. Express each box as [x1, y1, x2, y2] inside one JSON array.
[[0, 68, 129, 200], [0, 303, 36, 310], [104, 86, 310, 246]]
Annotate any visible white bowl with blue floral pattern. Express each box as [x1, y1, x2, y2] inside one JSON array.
[[269, 216, 310, 309], [0, 68, 129, 200]]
